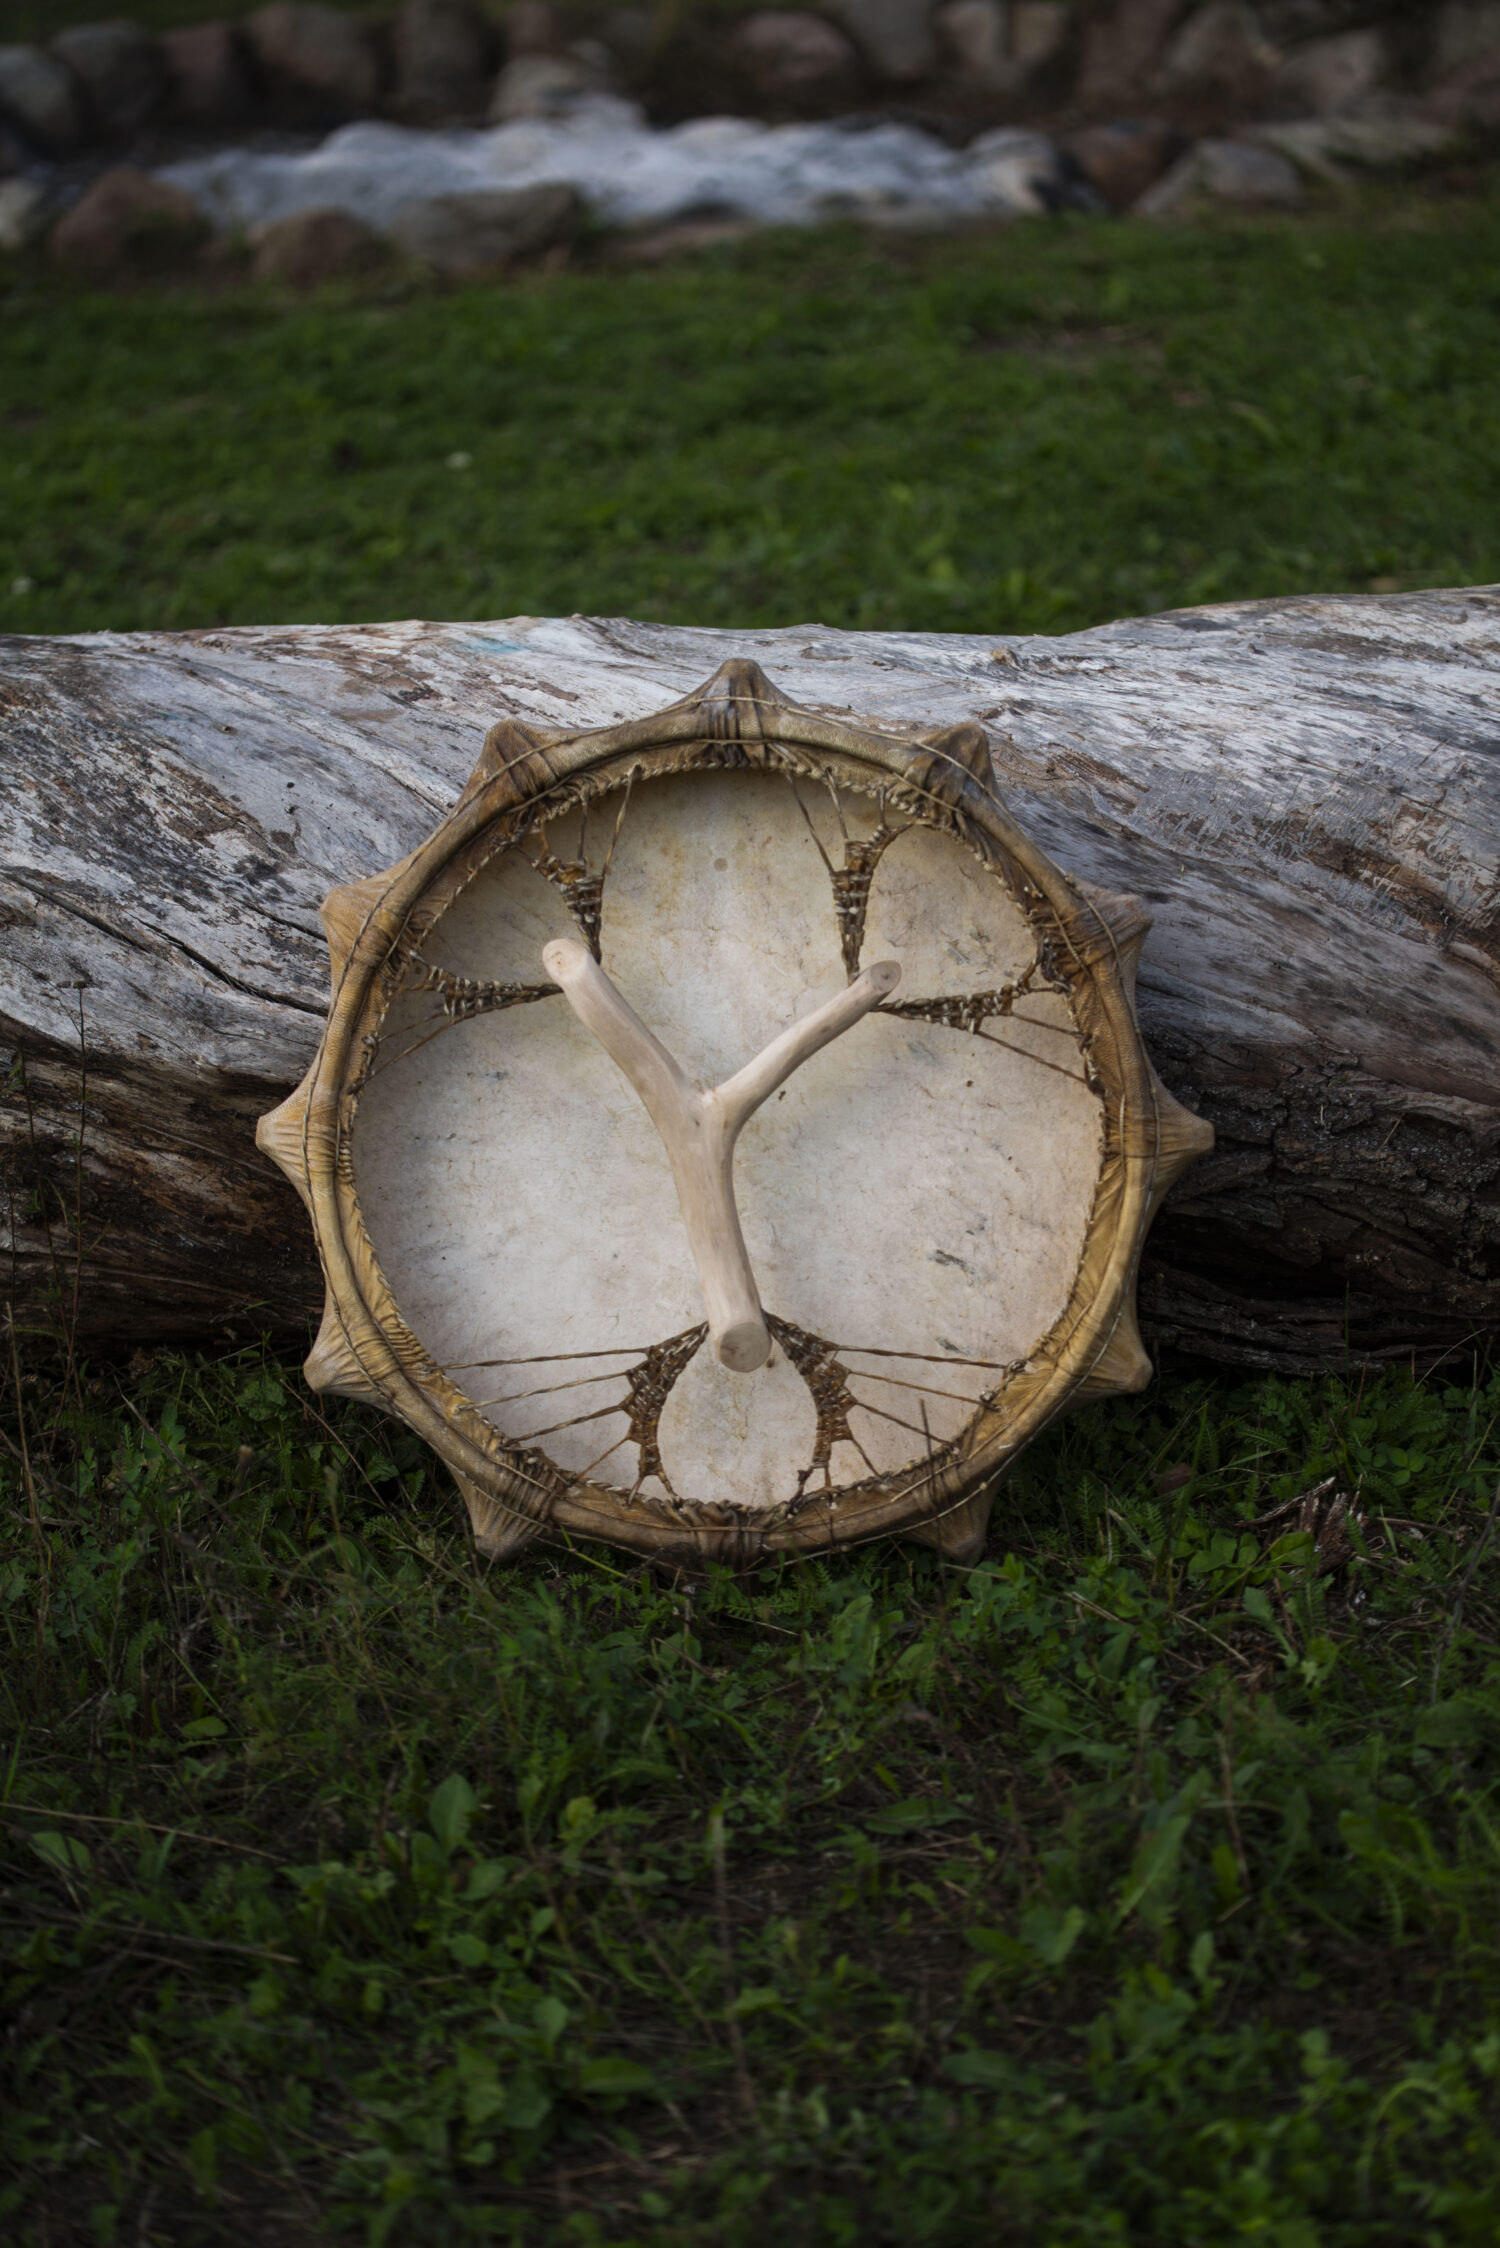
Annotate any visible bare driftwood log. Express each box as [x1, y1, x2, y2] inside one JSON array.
[[2, 589, 1497, 1376]]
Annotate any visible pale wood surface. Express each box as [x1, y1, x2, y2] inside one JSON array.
[[2, 588, 1497, 1372]]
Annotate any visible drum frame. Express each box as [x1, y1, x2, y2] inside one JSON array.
[[258, 660, 1212, 1567]]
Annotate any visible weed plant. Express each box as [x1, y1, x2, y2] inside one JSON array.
[[5, 193, 1500, 642], [4, 1344, 1500, 2241]]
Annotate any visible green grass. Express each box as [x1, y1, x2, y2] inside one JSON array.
[[5, 193, 1500, 643], [4, 1346, 1500, 2242]]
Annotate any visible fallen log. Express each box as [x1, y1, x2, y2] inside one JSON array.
[[2, 590, 1497, 1377]]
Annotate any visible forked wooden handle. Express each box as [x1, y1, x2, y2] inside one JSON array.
[[542, 939, 900, 1371]]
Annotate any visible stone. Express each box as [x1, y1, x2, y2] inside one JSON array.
[[1156, 0, 1276, 101], [487, 52, 611, 122], [1136, 133, 1303, 213], [611, 215, 757, 262], [390, 181, 581, 272], [1251, 111, 1457, 180], [965, 124, 1073, 212], [249, 204, 388, 283], [49, 21, 167, 138], [506, 2, 569, 57], [1066, 117, 1185, 209], [1078, 0, 1186, 106], [0, 176, 47, 253], [245, 4, 381, 122], [1010, 1, 1073, 69], [0, 44, 86, 152], [159, 107, 1077, 234], [1431, 0, 1500, 74], [159, 23, 258, 127], [1255, 2, 1363, 37], [1426, 1, 1500, 128], [935, 0, 1014, 86], [1265, 26, 1386, 115], [48, 165, 208, 276], [389, 0, 494, 122], [730, 12, 863, 109], [826, 0, 938, 85], [159, 23, 256, 126], [599, 9, 655, 70]]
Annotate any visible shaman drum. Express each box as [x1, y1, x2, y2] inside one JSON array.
[[259, 661, 1211, 1566]]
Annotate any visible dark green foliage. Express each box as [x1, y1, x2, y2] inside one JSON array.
[[5, 194, 1500, 642], [4, 1346, 1500, 2240]]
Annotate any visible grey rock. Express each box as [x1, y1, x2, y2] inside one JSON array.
[[1137, 134, 1303, 213], [1431, 0, 1500, 76], [0, 176, 47, 252], [1252, 112, 1458, 180], [612, 216, 757, 263], [1066, 117, 1185, 209], [0, 44, 86, 151], [935, 0, 1015, 86], [1157, 0, 1276, 100], [389, 0, 494, 122], [1255, 3, 1370, 39], [826, 0, 937, 85], [937, 0, 1072, 85], [966, 124, 1075, 213], [49, 164, 207, 274], [50, 21, 167, 138], [506, 4, 568, 58], [391, 182, 582, 273], [1266, 27, 1387, 116], [246, 4, 381, 120], [598, 10, 656, 70], [159, 22, 258, 127], [250, 206, 388, 284], [1011, 2, 1074, 69], [1078, 0, 1186, 107], [731, 11, 862, 108], [487, 52, 611, 122], [1426, 1, 1500, 127]]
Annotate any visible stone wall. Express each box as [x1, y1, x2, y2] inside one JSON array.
[[1, 3, 1497, 267], [1, 3, 1497, 160]]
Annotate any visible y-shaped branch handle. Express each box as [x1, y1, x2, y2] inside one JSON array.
[[542, 939, 900, 1372]]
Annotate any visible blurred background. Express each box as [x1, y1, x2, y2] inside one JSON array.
[[1, 0, 1497, 640]]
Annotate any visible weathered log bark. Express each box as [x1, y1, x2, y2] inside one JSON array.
[[2, 590, 1497, 1376]]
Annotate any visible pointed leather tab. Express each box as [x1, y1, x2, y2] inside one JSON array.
[[905, 723, 995, 812], [1147, 1088, 1216, 1214], [305, 1301, 384, 1404], [256, 1075, 315, 1210], [1074, 882, 1153, 987], [906, 1486, 994, 1564], [690, 657, 792, 744], [320, 868, 404, 982], [453, 1470, 544, 1561], [1075, 1315, 1154, 1402], [463, 717, 572, 809]]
